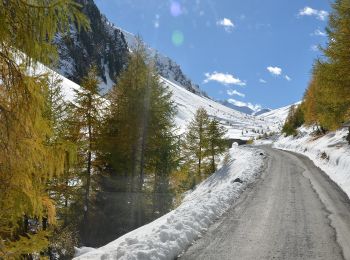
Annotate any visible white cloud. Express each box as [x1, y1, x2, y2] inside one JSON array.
[[227, 89, 245, 98], [228, 98, 261, 112], [259, 79, 267, 84], [312, 29, 326, 36], [217, 18, 234, 27], [285, 75, 292, 81], [204, 72, 246, 86], [267, 66, 282, 76], [299, 7, 329, 21], [217, 18, 235, 32]]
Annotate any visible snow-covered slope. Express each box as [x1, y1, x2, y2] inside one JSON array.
[[218, 100, 271, 116], [160, 77, 285, 139], [256, 103, 296, 133], [217, 100, 255, 115], [48, 66, 274, 140], [255, 101, 350, 200], [253, 108, 271, 116], [74, 145, 266, 260], [161, 77, 263, 136], [274, 127, 350, 198], [258, 104, 291, 122], [29, 63, 81, 102]]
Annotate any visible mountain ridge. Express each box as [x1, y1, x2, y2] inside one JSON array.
[[54, 0, 205, 97], [53, 0, 279, 118], [218, 100, 271, 116]]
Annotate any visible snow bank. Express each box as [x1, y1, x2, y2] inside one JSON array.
[[274, 127, 350, 197], [74, 145, 265, 260]]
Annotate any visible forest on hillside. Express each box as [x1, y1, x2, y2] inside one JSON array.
[[0, 1, 229, 259], [283, 0, 350, 140]]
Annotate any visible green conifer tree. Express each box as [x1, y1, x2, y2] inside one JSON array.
[[100, 39, 179, 230], [70, 66, 104, 244], [183, 108, 210, 182], [44, 74, 80, 258], [282, 104, 305, 136], [207, 118, 228, 173]]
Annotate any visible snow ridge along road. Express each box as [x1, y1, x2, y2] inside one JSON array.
[[75, 146, 265, 259], [181, 146, 350, 260]]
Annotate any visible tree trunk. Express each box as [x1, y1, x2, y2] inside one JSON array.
[[84, 149, 91, 225], [198, 155, 201, 176], [130, 144, 137, 229], [64, 151, 69, 225], [198, 122, 204, 178], [64, 179, 68, 225], [83, 97, 92, 242], [136, 71, 151, 226], [198, 132, 202, 177], [211, 143, 216, 173]]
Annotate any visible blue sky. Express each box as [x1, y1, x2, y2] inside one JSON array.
[[95, 0, 331, 110]]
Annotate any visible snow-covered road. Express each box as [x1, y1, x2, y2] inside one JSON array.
[[181, 146, 350, 260]]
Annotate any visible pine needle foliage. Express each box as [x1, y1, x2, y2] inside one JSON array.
[[183, 108, 210, 181], [0, 67, 67, 258], [282, 104, 305, 136], [182, 108, 228, 186], [103, 39, 178, 178], [0, 0, 89, 65], [100, 39, 179, 230], [303, 0, 350, 130], [0, 0, 87, 257], [206, 119, 228, 173], [70, 66, 104, 239]]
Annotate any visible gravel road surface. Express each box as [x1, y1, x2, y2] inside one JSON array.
[[180, 146, 350, 260]]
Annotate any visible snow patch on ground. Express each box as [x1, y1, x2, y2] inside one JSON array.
[[254, 139, 274, 146], [74, 145, 265, 260], [274, 127, 350, 198], [161, 77, 275, 139], [257, 103, 297, 134]]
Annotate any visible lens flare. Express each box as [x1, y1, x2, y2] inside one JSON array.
[[170, 1, 182, 17], [172, 30, 184, 46]]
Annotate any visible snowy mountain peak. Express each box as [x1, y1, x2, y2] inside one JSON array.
[[116, 28, 207, 97], [218, 100, 271, 116], [52, 0, 292, 135], [54, 0, 206, 98]]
